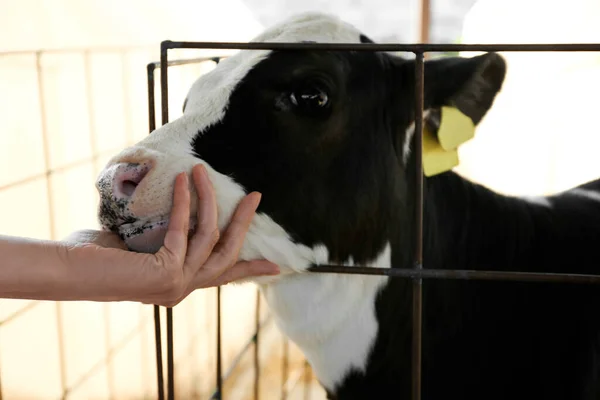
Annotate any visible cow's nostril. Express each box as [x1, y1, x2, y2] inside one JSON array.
[[112, 163, 150, 200], [120, 180, 139, 197]]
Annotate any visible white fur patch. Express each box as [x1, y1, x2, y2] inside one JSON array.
[[261, 242, 392, 391], [403, 122, 416, 163]]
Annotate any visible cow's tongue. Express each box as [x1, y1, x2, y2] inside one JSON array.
[[125, 224, 169, 253], [122, 218, 198, 254]]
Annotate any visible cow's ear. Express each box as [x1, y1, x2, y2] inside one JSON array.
[[421, 52, 507, 124]]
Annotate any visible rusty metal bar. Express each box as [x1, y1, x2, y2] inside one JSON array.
[[147, 61, 165, 400], [308, 265, 600, 284], [166, 308, 174, 400], [254, 289, 261, 400], [159, 41, 176, 400], [163, 40, 600, 52], [214, 56, 224, 400], [411, 51, 425, 400], [147, 56, 223, 69], [216, 287, 223, 399]]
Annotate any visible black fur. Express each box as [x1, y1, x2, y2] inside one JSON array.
[[191, 45, 600, 399]]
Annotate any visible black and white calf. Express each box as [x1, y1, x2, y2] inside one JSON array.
[[96, 12, 600, 400]]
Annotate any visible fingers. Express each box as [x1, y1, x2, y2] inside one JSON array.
[[200, 191, 262, 280], [196, 260, 280, 288], [183, 164, 220, 270], [158, 172, 191, 261]]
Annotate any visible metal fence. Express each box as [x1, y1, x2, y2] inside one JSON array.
[[149, 40, 600, 400]]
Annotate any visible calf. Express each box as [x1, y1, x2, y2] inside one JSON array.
[[96, 12, 600, 400]]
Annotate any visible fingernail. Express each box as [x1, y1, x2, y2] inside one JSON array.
[[252, 192, 262, 209], [198, 164, 211, 183], [180, 172, 188, 185], [259, 263, 280, 275], [268, 265, 280, 275]]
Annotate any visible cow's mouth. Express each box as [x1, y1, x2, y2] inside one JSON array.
[[117, 216, 198, 253]]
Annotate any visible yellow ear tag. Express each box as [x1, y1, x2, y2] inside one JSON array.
[[422, 125, 460, 177], [422, 106, 476, 177], [437, 106, 476, 151]]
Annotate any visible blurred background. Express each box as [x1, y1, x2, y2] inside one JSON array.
[[1, 0, 599, 399]]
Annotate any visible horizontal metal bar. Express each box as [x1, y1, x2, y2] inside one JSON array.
[[308, 265, 600, 284], [148, 56, 224, 69], [163, 40, 600, 53]]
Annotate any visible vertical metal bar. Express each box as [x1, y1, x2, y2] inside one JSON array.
[[154, 307, 165, 400], [209, 40, 222, 387], [166, 308, 174, 400], [160, 43, 170, 126], [159, 41, 176, 400], [147, 62, 165, 400], [411, 51, 425, 400], [281, 338, 289, 400], [216, 287, 223, 399], [147, 63, 157, 135], [254, 289, 260, 400], [36, 50, 68, 398]]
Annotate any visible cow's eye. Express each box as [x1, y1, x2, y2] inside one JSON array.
[[289, 86, 329, 111]]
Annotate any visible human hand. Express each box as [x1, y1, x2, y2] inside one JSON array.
[[62, 164, 279, 306]]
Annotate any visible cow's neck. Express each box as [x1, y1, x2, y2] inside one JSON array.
[[258, 170, 544, 394], [421, 170, 540, 272], [259, 241, 392, 393]]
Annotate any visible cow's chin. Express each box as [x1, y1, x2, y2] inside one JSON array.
[[118, 217, 198, 254]]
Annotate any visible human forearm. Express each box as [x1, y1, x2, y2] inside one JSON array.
[[0, 234, 147, 302], [0, 235, 78, 300]]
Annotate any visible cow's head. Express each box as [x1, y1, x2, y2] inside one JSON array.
[[96, 13, 505, 284]]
